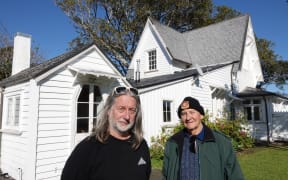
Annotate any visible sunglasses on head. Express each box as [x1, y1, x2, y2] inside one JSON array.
[[112, 86, 139, 96]]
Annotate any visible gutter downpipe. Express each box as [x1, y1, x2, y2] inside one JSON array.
[[263, 96, 270, 144]]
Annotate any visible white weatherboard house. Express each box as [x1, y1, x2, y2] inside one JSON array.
[[0, 14, 287, 180], [127, 14, 288, 145], [0, 33, 130, 180]]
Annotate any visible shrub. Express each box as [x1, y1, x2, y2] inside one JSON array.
[[204, 118, 254, 151], [150, 123, 184, 160], [150, 114, 254, 160]]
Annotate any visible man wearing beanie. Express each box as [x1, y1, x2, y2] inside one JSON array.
[[162, 96, 244, 180]]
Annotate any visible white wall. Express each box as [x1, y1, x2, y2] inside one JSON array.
[[140, 74, 215, 145], [34, 48, 127, 180], [36, 69, 74, 180], [237, 17, 263, 91], [130, 21, 184, 80], [0, 82, 33, 180]]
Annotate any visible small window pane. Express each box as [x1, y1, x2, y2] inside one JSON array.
[[14, 96, 20, 126], [7, 98, 13, 125], [78, 85, 89, 102], [163, 100, 171, 122], [77, 118, 89, 133], [93, 104, 98, 117], [94, 86, 102, 102], [167, 111, 171, 122], [245, 107, 252, 120], [77, 103, 89, 117], [253, 100, 261, 104], [148, 50, 157, 70], [254, 107, 260, 121], [243, 100, 250, 104]]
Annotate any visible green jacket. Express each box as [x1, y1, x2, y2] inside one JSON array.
[[162, 124, 244, 180]]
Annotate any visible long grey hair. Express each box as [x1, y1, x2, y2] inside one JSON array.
[[91, 89, 143, 150]]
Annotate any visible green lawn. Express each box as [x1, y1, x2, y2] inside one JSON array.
[[152, 145, 288, 180], [238, 146, 288, 180]]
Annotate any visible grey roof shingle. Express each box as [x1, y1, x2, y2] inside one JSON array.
[[151, 14, 249, 66], [0, 43, 96, 87], [149, 18, 190, 62]]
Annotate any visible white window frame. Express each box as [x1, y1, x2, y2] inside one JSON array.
[[76, 84, 102, 133], [148, 49, 157, 71], [163, 100, 172, 123], [243, 99, 263, 122], [5, 95, 21, 128]]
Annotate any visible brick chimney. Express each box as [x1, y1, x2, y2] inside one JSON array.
[[12, 32, 31, 75]]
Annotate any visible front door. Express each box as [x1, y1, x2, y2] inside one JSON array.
[[75, 84, 102, 145]]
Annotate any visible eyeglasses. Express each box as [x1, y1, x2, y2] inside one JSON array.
[[112, 86, 139, 96]]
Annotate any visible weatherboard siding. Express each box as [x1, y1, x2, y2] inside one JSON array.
[[33, 47, 123, 180], [201, 65, 233, 119], [132, 22, 175, 80], [202, 65, 232, 88], [140, 77, 212, 145], [35, 69, 74, 179], [71, 49, 117, 74], [0, 82, 31, 179], [140, 80, 192, 145], [271, 98, 288, 141]]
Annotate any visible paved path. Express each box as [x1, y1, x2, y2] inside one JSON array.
[[150, 169, 162, 180]]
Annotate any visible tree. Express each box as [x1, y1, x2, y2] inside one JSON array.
[[55, 0, 288, 86], [257, 37, 288, 85], [0, 24, 45, 81], [212, 5, 241, 22], [0, 25, 13, 80], [55, 0, 215, 72]]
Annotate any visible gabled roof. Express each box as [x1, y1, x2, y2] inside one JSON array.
[[129, 62, 234, 89], [237, 87, 288, 100], [0, 43, 120, 87], [150, 14, 249, 66], [149, 18, 190, 62]]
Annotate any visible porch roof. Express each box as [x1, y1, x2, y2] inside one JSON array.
[[129, 62, 234, 89], [67, 66, 122, 79], [237, 87, 288, 100]]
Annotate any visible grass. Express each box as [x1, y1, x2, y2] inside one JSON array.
[[238, 145, 288, 180], [152, 144, 288, 180]]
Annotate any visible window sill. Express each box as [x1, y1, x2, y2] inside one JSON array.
[[162, 122, 178, 128], [144, 69, 158, 73], [0, 128, 23, 135]]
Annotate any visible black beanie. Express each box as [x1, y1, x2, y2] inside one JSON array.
[[177, 96, 205, 118]]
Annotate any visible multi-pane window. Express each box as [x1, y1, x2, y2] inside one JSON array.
[[77, 85, 102, 133], [163, 100, 172, 122], [6, 95, 20, 126], [148, 50, 157, 70], [243, 99, 262, 121]]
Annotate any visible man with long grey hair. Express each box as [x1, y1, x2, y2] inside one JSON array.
[[61, 86, 151, 180]]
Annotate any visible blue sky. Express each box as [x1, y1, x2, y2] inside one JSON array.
[[0, 0, 78, 59], [0, 0, 287, 93], [214, 0, 288, 61], [0, 0, 287, 60]]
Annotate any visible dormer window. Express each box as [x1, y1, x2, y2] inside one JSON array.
[[148, 49, 157, 70]]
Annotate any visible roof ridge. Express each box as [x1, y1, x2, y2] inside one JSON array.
[[183, 14, 249, 34]]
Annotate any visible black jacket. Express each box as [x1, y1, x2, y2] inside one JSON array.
[[61, 135, 151, 180]]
